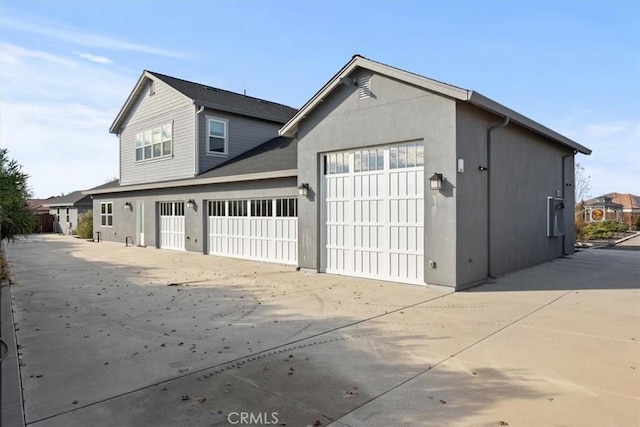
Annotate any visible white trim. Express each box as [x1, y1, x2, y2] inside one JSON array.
[[278, 55, 591, 155], [206, 116, 229, 156], [100, 202, 113, 228], [135, 122, 173, 162], [83, 169, 298, 195]]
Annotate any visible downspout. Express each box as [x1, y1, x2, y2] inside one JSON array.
[[485, 116, 510, 279], [194, 105, 205, 176], [561, 151, 577, 255]]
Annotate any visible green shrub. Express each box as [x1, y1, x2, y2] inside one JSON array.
[[581, 220, 628, 240], [76, 210, 93, 239]]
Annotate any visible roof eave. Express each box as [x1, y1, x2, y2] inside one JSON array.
[[279, 55, 591, 156], [467, 92, 592, 155], [83, 169, 298, 195], [110, 71, 194, 134], [279, 55, 470, 138], [194, 100, 290, 124]]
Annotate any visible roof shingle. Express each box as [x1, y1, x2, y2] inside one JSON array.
[[148, 71, 298, 124]]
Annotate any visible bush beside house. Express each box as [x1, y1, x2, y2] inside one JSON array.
[[76, 210, 93, 239], [579, 220, 628, 240]]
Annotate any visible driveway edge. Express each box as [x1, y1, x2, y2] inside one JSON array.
[[1, 282, 25, 427]]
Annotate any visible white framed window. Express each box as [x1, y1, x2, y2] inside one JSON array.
[[207, 117, 228, 155], [276, 198, 297, 217], [135, 123, 172, 161], [100, 202, 113, 227], [390, 141, 424, 169], [324, 151, 350, 175]]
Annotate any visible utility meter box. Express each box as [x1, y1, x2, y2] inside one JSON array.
[[547, 197, 565, 237]]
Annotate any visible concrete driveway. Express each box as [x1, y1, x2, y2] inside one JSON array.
[[3, 235, 639, 426]]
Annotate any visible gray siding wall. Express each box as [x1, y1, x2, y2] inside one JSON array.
[[455, 102, 575, 286], [92, 177, 297, 252], [50, 207, 89, 234], [118, 79, 194, 185], [296, 71, 458, 287], [196, 109, 282, 174]]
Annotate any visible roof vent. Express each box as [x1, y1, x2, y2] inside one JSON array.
[[358, 75, 371, 99]]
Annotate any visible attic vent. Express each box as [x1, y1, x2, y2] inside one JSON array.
[[358, 75, 371, 99], [148, 81, 155, 96]]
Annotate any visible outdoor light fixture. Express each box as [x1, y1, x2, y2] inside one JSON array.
[[298, 183, 310, 197], [123, 201, 132, 210], [429, 173, 444, 191], [186, 199, 196, 209]]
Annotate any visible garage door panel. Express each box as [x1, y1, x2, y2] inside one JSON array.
[[159, 202, 185, 251], [208, 200, 297, 265], [323, 143, 425, 285]]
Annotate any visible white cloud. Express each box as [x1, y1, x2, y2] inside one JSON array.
[[76, 52, 113, 65], [561, 120, 640, 197], [0, 43, 132, 198], [3, 15, 188, 59]]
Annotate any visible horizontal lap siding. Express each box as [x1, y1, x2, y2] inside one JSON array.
[[120, 80, 194, 185], [198, 110, 282, 173]]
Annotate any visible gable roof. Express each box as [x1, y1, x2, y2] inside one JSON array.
[[110, 71, 298, 134], [279, 55, 591, 155], [42, 191, 92, 207], [83, 137, 297, 195]]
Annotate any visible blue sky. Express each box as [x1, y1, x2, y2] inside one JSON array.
[[1, 0, 638, 199]]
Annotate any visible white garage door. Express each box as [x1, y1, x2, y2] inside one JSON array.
[[159, 202, 185, 251], [208, 198, 297, 265], [322, 141, 424, 285]]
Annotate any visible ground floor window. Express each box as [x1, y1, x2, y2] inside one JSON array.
[[100, 202, 113, 227]]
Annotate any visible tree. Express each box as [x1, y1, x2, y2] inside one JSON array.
[[0, 149, 35, 242], [575, 162, 591, 202]]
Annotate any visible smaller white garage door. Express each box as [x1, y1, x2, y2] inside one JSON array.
[[159, 202, 185, 251], [208, 198, 298, 265]]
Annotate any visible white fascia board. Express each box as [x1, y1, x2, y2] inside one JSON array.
[[279, 56, 470, 137], [109, 71, 194, 134], [468, 92, 592, 155], [109, 72, 149, 134], [83, 169, 298, 195]]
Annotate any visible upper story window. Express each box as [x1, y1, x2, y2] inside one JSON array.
[[135, 124, 172, 161], [207, 117, 228, 155]]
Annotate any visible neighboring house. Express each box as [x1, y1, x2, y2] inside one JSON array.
[[584, 193, 640, 226], [43, 191, 93, 234], [85, 56, 592, 290], [27, 198, 55, 233]]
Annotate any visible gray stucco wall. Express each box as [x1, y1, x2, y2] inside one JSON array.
[[197, 109, 282, 174], [91, 177, 297, 252], [455, 102, 576, 286], [295, 70, 458, 287], [118, 79, 194, 185], [50, 207, 89, 234]]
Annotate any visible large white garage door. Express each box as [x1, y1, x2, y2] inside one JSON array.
[[323, 141, 424, 285], [208, 198, 297, 265], [159, 202, 185, 251]]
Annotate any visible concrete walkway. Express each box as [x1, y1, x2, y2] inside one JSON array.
[[3, 235, 639, 426]]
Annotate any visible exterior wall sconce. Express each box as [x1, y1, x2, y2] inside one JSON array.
[[298, 183, 310, 197], [124, 201, 132, 210], [429, 173, 444, 191], [186, 199, 196, 209]]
